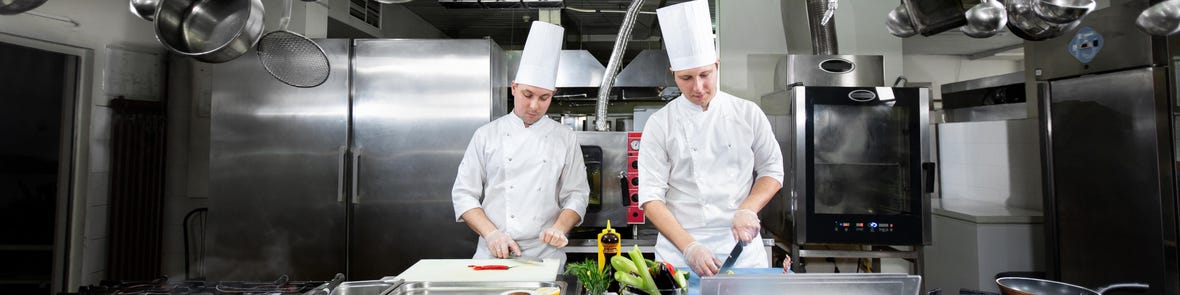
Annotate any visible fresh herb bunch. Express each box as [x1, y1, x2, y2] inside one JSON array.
[[565, 259, 613, 295]]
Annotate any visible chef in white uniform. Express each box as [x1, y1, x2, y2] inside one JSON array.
[[451, 21, 589, 263], [638, 0, 785, 277]]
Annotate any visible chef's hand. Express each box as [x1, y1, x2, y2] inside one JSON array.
[[483, 229, 521, 258], [732, 209, 760, 244], [539, 227, 568, 248], [683, 241, 721, 277]]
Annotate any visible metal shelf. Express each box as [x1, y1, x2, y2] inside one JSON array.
[[815, 162, 901, 166]]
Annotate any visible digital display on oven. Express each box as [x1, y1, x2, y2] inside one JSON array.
[[835, 221, 896, 233]]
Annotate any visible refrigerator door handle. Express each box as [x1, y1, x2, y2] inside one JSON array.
[[337, 145, 347, 203], [922, 162, 936, 193], [352, 147, 361, 204]]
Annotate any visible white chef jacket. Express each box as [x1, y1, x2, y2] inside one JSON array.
[[452, 113, 590, 261], [637, 91, 785, 269]]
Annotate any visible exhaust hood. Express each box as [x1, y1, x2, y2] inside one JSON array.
[[614, 49, 675, 88], [506, 49, 676, 89], [507, 50, 605, 88]]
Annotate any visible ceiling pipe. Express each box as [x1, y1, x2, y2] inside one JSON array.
[[594, 0, 645, 131]]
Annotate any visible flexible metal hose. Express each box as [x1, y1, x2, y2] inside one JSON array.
[[595, 0, 646, 131]]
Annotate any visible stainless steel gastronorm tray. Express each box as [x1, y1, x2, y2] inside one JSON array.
[[382, 281, 565, 295]]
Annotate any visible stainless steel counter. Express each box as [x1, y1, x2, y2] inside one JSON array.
[[565, 238, 779, 266]]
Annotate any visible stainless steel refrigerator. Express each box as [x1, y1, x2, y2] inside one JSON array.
[[1029, 1, 1179, 294], [206, 39, 506, 281]]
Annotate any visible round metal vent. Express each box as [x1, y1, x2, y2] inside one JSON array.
[[848, 89, 877, 102], [819, 59, 855, 73]]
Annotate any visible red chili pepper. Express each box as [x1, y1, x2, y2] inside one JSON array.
[[467, 264, 511, 270]]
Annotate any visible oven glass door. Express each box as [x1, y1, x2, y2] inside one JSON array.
[[804, 87, 924, 244]]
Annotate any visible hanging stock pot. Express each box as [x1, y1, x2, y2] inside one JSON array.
[[154, 0, 265, 63]]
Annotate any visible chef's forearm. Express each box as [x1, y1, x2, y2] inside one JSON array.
[[553, 209, 582, 232], [643, 201, 697, 252], [460, 208, 498, 237], [738, 176, 782, 213]]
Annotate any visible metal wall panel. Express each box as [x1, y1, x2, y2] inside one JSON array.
[[206, 39, 352, 281], [349, 39, 505, 279], [1026, 0, 1158, 80], [1044, 67, 1175, 294]]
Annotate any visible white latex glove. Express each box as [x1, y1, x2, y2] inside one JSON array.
[[732, 209, 761, 244], [683, 241, 721, 277], [539, 227, 568, 248], [483, 229, 521, 258]]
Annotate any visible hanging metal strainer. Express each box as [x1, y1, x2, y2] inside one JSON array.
[[256, 0, 330, 88]]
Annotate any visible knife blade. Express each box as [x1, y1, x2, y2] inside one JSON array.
[[718, 240, 746, 274], [511, 255, 544, 265]]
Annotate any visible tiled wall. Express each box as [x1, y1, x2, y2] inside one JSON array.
[[157, 56, 212, 281], [83, 106, 112, 285], [937, 119, 1043, 210]]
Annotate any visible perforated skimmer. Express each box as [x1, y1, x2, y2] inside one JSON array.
[[256, 0, 329, 88]]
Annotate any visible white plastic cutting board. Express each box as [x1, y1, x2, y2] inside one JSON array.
[[396, 259, 561, 282]]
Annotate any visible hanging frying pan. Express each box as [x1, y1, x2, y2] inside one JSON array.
[[996, 277, 1148, 295]]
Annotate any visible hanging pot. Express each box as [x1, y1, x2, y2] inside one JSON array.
[[1033, 0, 1096, 24], [154, 0, 264, 63], [962, 0, 1008, 38], [886, 4, 918, 37], [1006, 0, 1080, 41], [0, 0, 48, 15], [1136, 0, 1180, 36], [129, 0, 160, 21]]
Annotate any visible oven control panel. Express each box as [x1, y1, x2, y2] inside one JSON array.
[[834, 221, 896, 233], [807, 214, 921, 244], [625, 132, 644, 224]]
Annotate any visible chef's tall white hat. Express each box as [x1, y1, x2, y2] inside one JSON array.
[[657, 0, 716, 71], [515, 21, 564, 91]]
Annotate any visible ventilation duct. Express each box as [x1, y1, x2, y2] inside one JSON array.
[[805, 0, 838, 55], [782, 0, 840, 55], [594, 0, 644, 131]]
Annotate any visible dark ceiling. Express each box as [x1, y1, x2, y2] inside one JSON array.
[[395, 0, 715, 64]]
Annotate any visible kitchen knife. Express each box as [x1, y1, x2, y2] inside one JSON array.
[[512, 255, 544, 265], [717, 240, 746, 274]]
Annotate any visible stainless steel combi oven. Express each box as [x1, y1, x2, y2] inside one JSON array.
[[764, 86, 934, 246]]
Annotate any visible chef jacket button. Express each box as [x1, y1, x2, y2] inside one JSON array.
[[510, 185, 515, 189], [508, 157, 513, 161], [511, 215, 516, 219]]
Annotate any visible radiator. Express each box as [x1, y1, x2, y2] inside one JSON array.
[[106, 98, 166, 281]]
